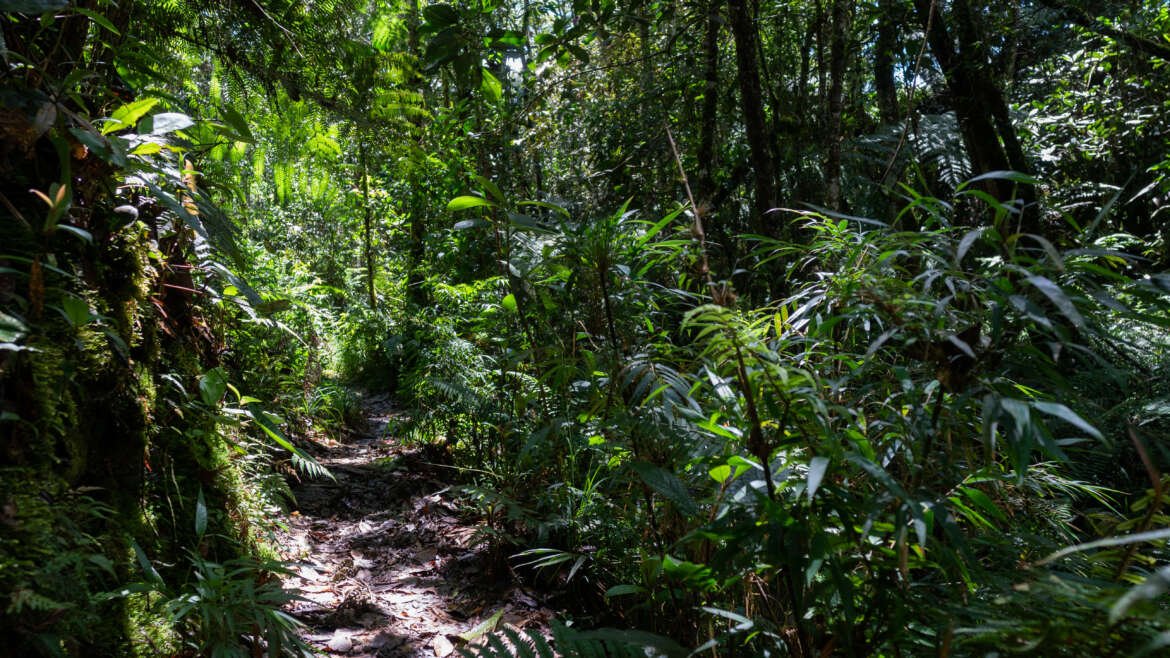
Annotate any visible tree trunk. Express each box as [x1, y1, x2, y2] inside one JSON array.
[[823, 0, 854, 210], [728, 0, 778, 236], [358, 139, 376, 309], [913, 0, 1036, 231], [405, 0, 428, 307], [697, 0, 722, 204], [874, 0, 900, 125]]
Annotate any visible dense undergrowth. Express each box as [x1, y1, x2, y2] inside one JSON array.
[[0, 5, 338, 656], [5, 0, 1170, 656], [376, 186, 1170, 655]]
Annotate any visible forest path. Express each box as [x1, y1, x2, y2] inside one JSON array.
[[276, 392, 553, 657]]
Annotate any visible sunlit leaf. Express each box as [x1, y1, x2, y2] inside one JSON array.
[[194, 488, 208, 539], [447, 195, 493, 211], [199, 368, 228, 407], [1025, 275, 1085, 328], [480, 67, 502, 102], [138, 112, 194, 135], [807, 456, 829, 502], [74, 7, 119, 35], [709, 464, 732, 484], [104, 98, 158, 134], [1032, 401, 1104, 441]]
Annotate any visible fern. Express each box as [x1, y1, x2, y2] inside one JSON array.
[[910, 112, 971, 190], [620, 355, 699, 414], [6, 589, 69, 614], [457, 621, 688, 658]]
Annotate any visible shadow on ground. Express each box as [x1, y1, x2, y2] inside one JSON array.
[[277, 393, 553, 657]]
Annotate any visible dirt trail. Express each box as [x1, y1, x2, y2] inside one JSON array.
[[277, 393, 553, 657]]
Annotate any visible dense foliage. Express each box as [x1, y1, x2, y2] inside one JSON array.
[[3, 0, 1170, 655]]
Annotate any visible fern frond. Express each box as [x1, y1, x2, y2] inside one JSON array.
[[620, 356, 699, 413], [457, 620, 689, 658]]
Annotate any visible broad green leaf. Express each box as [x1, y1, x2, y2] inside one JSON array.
[[948, 496, 994, 530], [57, 296, 92, 327], [130, 540, 164, 586], [474, 176, 505, 204], [605, 584, 646, 597], [447, 195, 493, 211], [138, 112, 194, 135], [708, 464, 731, 484], [245, 403, 333, 480], [480, 67, 502, 102], [458, 608, 504, 642], [573, 628, 690, 658], [501, 293, 517, 313], [959, 170, 1040, 190], [70, 127, 126, 167], [727, 455, 758, 479], [1032, 401, 1104, 441], [847, 453, 927, 545], [56, 224, 93, 243], [130, 141, 163, 156], [199, 368, 228, 407], [220, 105, 254, 142], [566, 44, 590, 63], [0, 311, 27, 342], [631, 461, 698, 516], [1025, 275, 1085, 328], [807, 456, 829, 502], [962, 486, 1007, 523], [423, 3, 459, 28], [508, 213, 546, 231], [702, 606, 753, 627], [956, 227, 985, 265], [104, 98, 158, 134], [74, 7, 119, 34], [453, 218, 488, 230], [194, 488, 208, 539], [636, 206, 685, 248]]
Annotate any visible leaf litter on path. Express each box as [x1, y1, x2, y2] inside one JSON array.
[[276, 392, 553, 656]]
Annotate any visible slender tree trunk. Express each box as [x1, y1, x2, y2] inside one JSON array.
[[951, 0, 1030, 176], [795, 9, 816, 137], [913, 0, 1006, 176], [875, 0, 900, 125], [913, 0, 1036, 231], [728, 0, 778, 236], [814, 0, 827, 111], [697, 0, 722, 204], [405, 0, 427, 307], [823, 0, 854, 210], [358, 139, 376, 309]]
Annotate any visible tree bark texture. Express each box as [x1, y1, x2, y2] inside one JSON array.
[[358, 140, 376, 309], [913, 0, 1037, 230], [697, 0, 722, 204], [823, 0, 854, 210], [728, 0, 779, 236], [875, 0, 900, 125]]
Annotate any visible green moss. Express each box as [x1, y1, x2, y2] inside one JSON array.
[[123, 588, 181, 657], [0, 475, 130, 656]]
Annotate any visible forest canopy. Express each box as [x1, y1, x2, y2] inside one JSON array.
[[3, 0, 1170, 655]]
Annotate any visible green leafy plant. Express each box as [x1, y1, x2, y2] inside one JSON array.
[[121, 492, 313, 658]]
